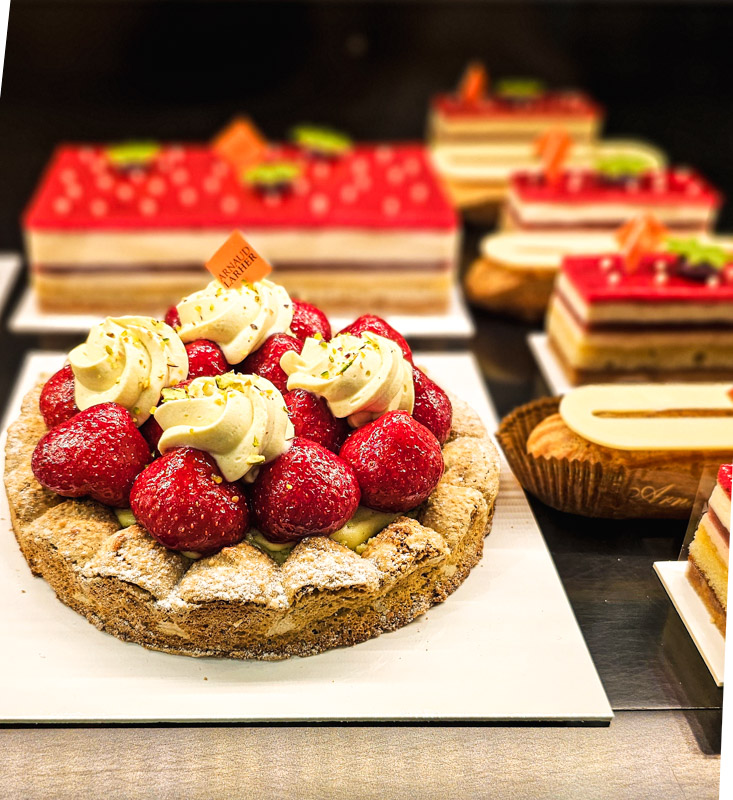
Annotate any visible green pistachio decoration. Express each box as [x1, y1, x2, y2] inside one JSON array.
[[106, 141, 161, 168], [290, 125, 352, 156], [595, 154, 652, 179], [243, 161, 302, 189], [666, 238, 729, 271], [494, 78, 545, 100]]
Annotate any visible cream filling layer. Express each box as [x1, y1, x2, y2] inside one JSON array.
[[430, 112, 599, 140], [482, 232, 617, 271]]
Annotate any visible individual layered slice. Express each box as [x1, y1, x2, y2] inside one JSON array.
[[23, 143, 459, 315], [687, 464, 731, 636], [431, 139, 664, 211], [505, 169, 721, 233], [547, 247, 733, 382]]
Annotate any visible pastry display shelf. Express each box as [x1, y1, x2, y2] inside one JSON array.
[[0, 350, 611, 724], [0, 253, 21, 316], [8, 285, 476, 341], [527, 332, 573, 395]]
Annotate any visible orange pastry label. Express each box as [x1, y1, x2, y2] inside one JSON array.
[[458, 62, 488, 104], [615, 214, 667, 272], [559, 383, 733, 451], [205, 231, 272, 289], [212, 117, 267, 169], [534, 129, 572, 185]]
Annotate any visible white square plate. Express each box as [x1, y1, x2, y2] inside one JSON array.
[[654, 560, 725, 686], [0, 253, 21, 316], [0, 351, 611, 723]]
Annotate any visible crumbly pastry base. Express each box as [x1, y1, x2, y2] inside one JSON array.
[[687, 559, 727, 637], [4, 382, 499, 660]]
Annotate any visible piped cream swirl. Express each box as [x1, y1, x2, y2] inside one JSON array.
[[281, 332, 414, 427], [175, 279, 294, 365], [69, 316, 188, 426], [155, 373, 294, 482]]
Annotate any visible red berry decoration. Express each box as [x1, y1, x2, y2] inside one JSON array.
[[339, 411, 443, 512], [238, 333, 303, 393], [31, 402, 151, 507], [39, 364, 79, 428], [250, 437, 361, 543], [337, 315, 413, 363], [130, 447, 249, 556], [284, 389, 350, 452], [140, 415, 164, 453], [164, 306, 181, 328], [411, 367, 453, 445], [185, 339, 228, 378], [290, 299, 332, 341]]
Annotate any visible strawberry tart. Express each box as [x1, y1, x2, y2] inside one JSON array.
[[3, 271, 499, 659], [23, 142, 459, 316]]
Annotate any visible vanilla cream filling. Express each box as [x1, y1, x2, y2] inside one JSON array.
[[176, 278, 293, 365], [430, 111, 599, 141], [482, 232, 617, 271], [281, 332, 414, 427], [69, 315, 188, 425], [155, 373, 294, 483]]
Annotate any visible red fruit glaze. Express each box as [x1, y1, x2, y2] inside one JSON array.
[[130, 447, 249, 556], [411, 367, 453, 444], [339, 410, 443, 513], [284, 389, 350, 452], [31, 402, 151, 507], [238, 333, 303, 393], [719, 464, 732, 499], [185, 339, 228, 378], [39, 364, 79, 428], [164, 306, 181, 329], [337, 315, 413, 363], [140, 415, 164, 453], [251, 438, 361, 543], [290, 299, 332, 341]]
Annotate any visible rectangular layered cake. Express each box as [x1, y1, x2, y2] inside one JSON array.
[[687, 464, 731, 636], [24, 143, 459, 315], [505, 169, 721, 233], [429, 88, 602, 145], [547, 246, 733, 382]]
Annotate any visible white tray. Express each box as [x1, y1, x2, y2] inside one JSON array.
[[0, 253, 21, 316], [528, 332, 573, 396], [654, 560, 725, 686], [8, 285, 475, 340], [0, 351, 611, 723]]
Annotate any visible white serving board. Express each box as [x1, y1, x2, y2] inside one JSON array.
[[8, 285, 475, 340], [0, 253, 21, 315], [0, 351, 611, 723], [528, 332, 573, 396], [654, 560, 725, 687]]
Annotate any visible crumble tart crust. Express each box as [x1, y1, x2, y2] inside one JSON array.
[[4, 381, 500, 660]]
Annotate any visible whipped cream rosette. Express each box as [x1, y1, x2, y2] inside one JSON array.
[[281, 332, 414, 427], [175, 279, 294, 365], [69, 316, 188, 426], [154, 373, 294, 482]]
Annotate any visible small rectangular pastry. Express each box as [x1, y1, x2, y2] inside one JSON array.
[[504, 168, 721, 233], [23, 142, 459, 315], [687, 463, 730, 636], [496, 383, 733, 519], [431, 139, 664, 212], [547, 236, 733, 382]]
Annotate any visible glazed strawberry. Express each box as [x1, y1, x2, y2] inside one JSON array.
[[164, 306, 181, 329], [31, 402, 151, 507], [140, 415, 164, 453], [39, 364, 78, 428], [284, 389, 350, 452], [130, 447, 248, 556], [290, 299, 332, 341], [250, 437, 360, 543], [337, 315, 413, 363], [411, 367, 453, 444], [339, 411, 443, 512], [185, 340, 228, 378], [238, 333, 303, 393]]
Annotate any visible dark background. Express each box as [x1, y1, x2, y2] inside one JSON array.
[[2, 0, 733, 254]]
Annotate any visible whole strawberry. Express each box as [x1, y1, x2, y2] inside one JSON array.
[[31, 402, 151, 507], [411, 367, 453, 444], [130, 447, 249, 557], [185, 339, 228, 378], [39, 364, 78, 428], [284, 389, 350, 452], [290, 299, 332, 341], [339, 411, 443, 512], [164, 306, 181, 329], [250, 437, 360, 543], [238, 333, 303, 393], [337, 315, 413, 363], [140, 415, 164, 454]]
